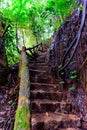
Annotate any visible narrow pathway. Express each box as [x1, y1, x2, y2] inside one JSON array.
[[0, 43, 87, 129], [29, 46, 81, 130]]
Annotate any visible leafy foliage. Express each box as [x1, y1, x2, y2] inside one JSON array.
[[0, 0, 77, 42], [45, 0, 77, 30], [0, 0, 77, 65], [4, 27, 20, 65]]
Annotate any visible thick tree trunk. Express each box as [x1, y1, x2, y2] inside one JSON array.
[[14, 46, 30, 130]]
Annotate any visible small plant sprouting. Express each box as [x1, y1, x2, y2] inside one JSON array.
[[7, 120, 11, 124], [70, 70, 77, 74], [70, 75, 78, 79], [59, 81, 65, 84], [69, 87, 75, 91]]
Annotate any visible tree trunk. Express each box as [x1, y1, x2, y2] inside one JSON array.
[[14, 46, 30, 130]]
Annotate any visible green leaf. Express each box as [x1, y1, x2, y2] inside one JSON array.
[[69, 87, 75, 91], [58, 64, 62, 68], [70, 70, 77, 74], [70, 75, 78, 79], [7, 120, 11, 124], [11, 102, 16, 106], [78, 4, 83, 11], [61, 72, 64, 75], [70, 61, 76, 65], [0, 121, 2, 124], [59, 81, 65, 84]]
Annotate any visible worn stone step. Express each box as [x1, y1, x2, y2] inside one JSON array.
[[30, 75, 52, 83], [38, 47, 48, 52], [30, 90, 67, 101], [37, 52, 48, 56], [29, 55, 47, 63], [29, 69, 46, 73], [60, 128, 81, 130], [30, 75, 60, 84], [30, 54, 47, 60], [30, 83, 60, 91], [29, 69, 47, 77], [30, 76, 52, 83], [31, 99, 72, 114], [29, 60, 45, 63], [39, 45, 48, 52], [31, 113, 81, 130], [29, 62, 47, 67], [29, 65, 49, 70]]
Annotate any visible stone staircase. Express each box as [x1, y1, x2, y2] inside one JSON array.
[[29, 47, 81, 130]]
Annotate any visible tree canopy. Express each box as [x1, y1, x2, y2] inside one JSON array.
[[0, 0, 77, 40], [0, 0, 77, 65]]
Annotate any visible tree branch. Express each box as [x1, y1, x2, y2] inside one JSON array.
[[2, 24, 11, 38]]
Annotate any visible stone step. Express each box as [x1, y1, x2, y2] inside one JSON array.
[[31, 99, 72, 114], [29, 55, 47, 63], [30, 76, 52, 83], [29, 69, 46, 73], [30, 75, 60, 84], [30, 75, 53, 83], [29, 63, 47, 67], [29, 60, 46, 64], [31, 113, 81, 130], [37, 52, 48, 56], [60, 128, 81, 130], [29, 69, 47, 77], [39, 46, 48, 52], [38, 48, 48, 52], [29, 65, 49, 70], [30, 90, 67, 101], [30, 83, 60, 91]]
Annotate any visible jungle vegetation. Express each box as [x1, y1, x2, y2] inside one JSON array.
[[0, 0, 77, 65]]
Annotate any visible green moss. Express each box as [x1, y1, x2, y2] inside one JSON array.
[[19, 63, 26, 78], [14, 105, 30, 130]]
